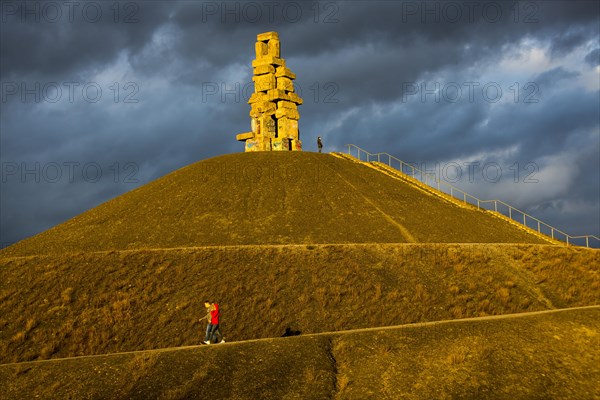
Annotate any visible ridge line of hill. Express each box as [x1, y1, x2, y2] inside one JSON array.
[[2, 305, 597, 368]]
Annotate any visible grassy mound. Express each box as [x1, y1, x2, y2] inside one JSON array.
[[2, 152, 548, 257], [2, 307, 598, 399], [1, 243, 597, 364], [1, 151, 597, 398]]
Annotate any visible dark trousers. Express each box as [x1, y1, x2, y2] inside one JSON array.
[[205, 323, 223, 343]]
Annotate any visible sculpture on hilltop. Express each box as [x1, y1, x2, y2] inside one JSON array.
[[236, 32, 303, 151]]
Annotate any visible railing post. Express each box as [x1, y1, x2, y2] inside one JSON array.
[[494, 201, 497, 212], [509, 207, 512, 220], [537, 221, 540, 233], [566, 236, 569, 246], [523, 214, 526, 225], [586, 237, 589, 248]]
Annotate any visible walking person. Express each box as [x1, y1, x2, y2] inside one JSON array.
[[203, 300, 224, 344], [317, 136, 323, 153]]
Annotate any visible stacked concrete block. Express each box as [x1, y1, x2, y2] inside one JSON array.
[[235, 31, 303, 152]]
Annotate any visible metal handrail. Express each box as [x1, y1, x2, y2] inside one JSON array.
[[345, 144, 600, 248]]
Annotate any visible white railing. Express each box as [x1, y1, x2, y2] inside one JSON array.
[[345, 144, 599, 248]]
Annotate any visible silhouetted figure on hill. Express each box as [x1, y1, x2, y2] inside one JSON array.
[[203, 300, 224, 344], [317, 136, 323, 153], [281, 327, 301, 337]]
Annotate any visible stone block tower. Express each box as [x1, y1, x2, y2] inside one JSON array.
[[236, 32, 303, 151]]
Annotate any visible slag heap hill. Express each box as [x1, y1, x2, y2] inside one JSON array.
[[236, 31, 303, 152]]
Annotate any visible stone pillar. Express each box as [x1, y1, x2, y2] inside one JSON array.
[[235, 31, 303, 151]]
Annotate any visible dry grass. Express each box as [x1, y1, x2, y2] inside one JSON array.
[[337, 374, 351, 392], [1, 243, 597, 364], [1, 334, 337, 400], [0, 152, 596, 369], [447, 346, 468, 365], [1, 152, 548, 259], [508, 245, 600, 307], [1, 307, 598, 400], [329, 307, 600, 399]]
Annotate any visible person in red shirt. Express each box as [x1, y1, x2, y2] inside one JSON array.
[[203, 300, 224, 344]]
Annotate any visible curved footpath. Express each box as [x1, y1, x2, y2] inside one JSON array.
[[2, 304, 598, 367], [2, 305, 598, 399]]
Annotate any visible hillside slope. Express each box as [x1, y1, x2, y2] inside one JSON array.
[[2, 306, 598, 400], [2, 152, 548, 257], [1, 151, 597, 398], [1, 243, 597, 364]]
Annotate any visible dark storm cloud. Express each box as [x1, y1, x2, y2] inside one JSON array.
[[584, 48, 600, 66], [1, 0, 599, 247], [534, 66, 580, 89], [547, 25, 593, 58], [0, 1, 173, 78]]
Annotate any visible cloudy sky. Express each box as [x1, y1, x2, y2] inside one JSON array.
[[1, 0, 599, 248]]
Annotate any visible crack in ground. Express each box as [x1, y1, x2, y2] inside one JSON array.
[[325, 337, 340, 399]]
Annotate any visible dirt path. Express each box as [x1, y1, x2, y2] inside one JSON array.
[[2, 304, 597, 368], [1, 242, 564, 261]]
